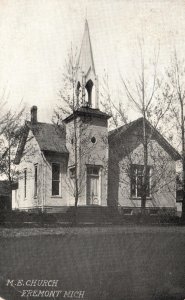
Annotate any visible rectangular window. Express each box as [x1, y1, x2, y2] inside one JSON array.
[[34, 164, 38, 197], [69, 167, 76, 193], [87, 166, 99, 176], [52, 163, 60, 196], [131, 164, 151, 198], [24, 169, 27, 198]]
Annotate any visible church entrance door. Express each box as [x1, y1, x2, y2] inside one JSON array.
[[86, 166, 100, 205]]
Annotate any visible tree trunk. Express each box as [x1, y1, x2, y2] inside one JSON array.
[[181, 103, 185, 220], [73, 116, 79, 225], [8, 141, 11, 183], [182, 158, 185, 219], [141, 115, 148, 215]]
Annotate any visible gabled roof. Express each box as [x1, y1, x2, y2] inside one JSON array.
[[15, 121, 68, 164], [27, 122, 68, 153], [109, 117, 181, 161]]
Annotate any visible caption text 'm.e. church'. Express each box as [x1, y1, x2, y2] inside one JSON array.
[[6, 280, 85, 298]]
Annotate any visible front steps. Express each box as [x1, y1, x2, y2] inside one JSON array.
[[65, 206, 119, 223]]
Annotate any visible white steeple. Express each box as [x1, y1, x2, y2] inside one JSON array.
[[76, 20, 99, 109]]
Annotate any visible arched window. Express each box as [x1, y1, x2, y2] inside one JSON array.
[[76, 81, 81, 99], [85, 79, 94, 106]]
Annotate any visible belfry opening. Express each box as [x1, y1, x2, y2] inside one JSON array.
[[85, 79, 93, 106]]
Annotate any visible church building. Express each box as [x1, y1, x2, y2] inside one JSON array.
[[12, 21, 180, 215], [13, 21, 110, 212]]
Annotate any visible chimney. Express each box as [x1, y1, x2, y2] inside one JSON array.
[[31, 106, 38, 124]]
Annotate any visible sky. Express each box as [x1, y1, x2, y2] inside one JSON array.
[[0, 0, 185, 122]]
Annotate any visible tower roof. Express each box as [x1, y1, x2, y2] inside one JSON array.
[[76, 20, 96, 83]]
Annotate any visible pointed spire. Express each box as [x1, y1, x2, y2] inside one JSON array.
[[76, 20, 95, 80], [76, 20, 99, 109]]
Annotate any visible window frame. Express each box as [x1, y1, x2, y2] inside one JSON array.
[[69, 166, 76, 194], [86, 165, 101, 205], [34, 164, 38, 198], [51, 162, 61, 197], [87, 166, 100, 177], [24, 168, 27, 199], [130, 164, 151, 199]]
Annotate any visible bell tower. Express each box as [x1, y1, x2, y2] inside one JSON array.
[[76, 20, 99, 109], [64, 20, 110, 207]]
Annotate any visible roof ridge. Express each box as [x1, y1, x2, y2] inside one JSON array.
[[15, 120, 68, 164], [108, 117, 180, 161]]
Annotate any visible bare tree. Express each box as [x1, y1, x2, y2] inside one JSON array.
[[102, 41, 174, 214], [54, 46, 96, 220], [0, 107, 25, 185], [166, 50, 185, 219]]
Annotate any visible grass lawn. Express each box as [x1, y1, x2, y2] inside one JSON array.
[[0, 226, 185, 300]]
